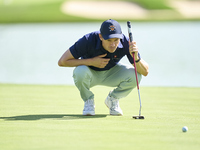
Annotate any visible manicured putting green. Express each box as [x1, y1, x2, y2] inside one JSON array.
[[0, 84, 199, 150]]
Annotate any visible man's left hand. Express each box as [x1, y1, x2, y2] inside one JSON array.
[[129, 41, 139, 60]]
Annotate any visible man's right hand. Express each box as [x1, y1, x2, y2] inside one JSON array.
[[91, 54, 110, 68]]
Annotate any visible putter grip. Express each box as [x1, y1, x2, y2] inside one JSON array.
[[127, 21, 133, 42]]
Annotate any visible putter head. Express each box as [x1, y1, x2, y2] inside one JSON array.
[[133, 116, 145, 119]]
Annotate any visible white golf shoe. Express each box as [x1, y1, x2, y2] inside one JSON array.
[[83, 99, 95, 116], [105, 94, 123, 116]]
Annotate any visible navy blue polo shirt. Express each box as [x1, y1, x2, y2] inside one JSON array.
[[69, 31, 138, 71]]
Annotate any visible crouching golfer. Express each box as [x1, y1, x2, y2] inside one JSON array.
[[58, 19, 149, 116]]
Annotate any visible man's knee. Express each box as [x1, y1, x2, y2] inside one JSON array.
[[73, 65, 92, 82], [125, 68, 142, 87], [137, 72, 142, 84]]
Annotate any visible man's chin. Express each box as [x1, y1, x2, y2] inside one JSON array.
[[108, 48, 116, 53]]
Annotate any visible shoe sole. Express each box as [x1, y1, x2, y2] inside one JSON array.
[[83, 111, 95, 116], [83, 114, 95, 116]]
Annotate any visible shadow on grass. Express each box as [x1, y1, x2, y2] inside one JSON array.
[[0, 114, 107, 121]]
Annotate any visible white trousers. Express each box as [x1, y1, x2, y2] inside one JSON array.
[[73, 63, 142, 101]]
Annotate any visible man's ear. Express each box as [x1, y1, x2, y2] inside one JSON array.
[[99, 34, 103, 41]]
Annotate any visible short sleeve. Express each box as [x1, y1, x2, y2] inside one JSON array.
[[69, 36, 88, 59]]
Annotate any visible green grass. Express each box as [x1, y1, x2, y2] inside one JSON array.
[[131, 0, 172, 10], [0, 0, 194, 23], [0, 0, 93, 23], [0, 84, 200, 150]]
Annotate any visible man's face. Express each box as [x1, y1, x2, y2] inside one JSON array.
[[99, 34, 120, 53]]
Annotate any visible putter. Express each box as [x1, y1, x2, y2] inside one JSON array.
[[127, 21, 145, 119]]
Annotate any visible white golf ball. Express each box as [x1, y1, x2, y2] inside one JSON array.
[[182, 126, 188, 132]]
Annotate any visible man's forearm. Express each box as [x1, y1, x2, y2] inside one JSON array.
[[133, 59, 149, 76], [58, 58, 92, 67]]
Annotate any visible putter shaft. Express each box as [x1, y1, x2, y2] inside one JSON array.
[[127, 21, 144, 119]]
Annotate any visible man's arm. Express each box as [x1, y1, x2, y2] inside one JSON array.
[[58, 49, 110, 68], [129, 41, 149, 76], [134, 58, 149, 76], [58, 49, 91, 67]]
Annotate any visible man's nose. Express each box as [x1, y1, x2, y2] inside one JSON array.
[[110, 42, 115, 46]]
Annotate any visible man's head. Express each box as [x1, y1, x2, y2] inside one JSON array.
[[100, 19, 123, 40], [99, 19, 122, 53]]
